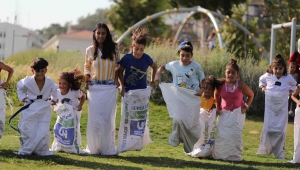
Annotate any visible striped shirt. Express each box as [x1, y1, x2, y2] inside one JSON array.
[[84, 45, 120, 81]]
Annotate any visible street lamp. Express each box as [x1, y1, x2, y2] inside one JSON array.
[[12, 30, 28, 55]]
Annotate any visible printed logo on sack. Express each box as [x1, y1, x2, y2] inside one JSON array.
[[54, 121, 75, 146], [130, 119, 146, 136], [130, 110, 147, 119]]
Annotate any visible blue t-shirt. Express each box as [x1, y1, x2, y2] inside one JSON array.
[[119, 53, 154, 92], [165, 60, 205, 91]]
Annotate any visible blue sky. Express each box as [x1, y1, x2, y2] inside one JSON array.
[[0, 0, 113, 30]]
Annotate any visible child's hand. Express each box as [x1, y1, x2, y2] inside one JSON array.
[[261, 86, 266, 93], [241, 105, 247, 114], [289, 90, 293, 96], [154, 73, 161, 83], [194, 88, 204, 96], [114, 79, 120, 88], [216, 108, 221, 115], [0, 82, 8, 88], [150, 82, 155, 91], [77, 104, 83, 111], [120, 87, 125, 97], [51, 100, 57, 105]]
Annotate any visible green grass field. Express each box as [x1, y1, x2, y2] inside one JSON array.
[[0, 102, 299, 170]]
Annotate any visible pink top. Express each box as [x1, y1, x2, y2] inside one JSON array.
[[220, 81, 244, 111]]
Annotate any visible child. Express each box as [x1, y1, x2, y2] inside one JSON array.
[[155, 40, 205, 153], [290, 83, 300, 163], [117, 27, 157, 153], [187, 75, 219, 158], [288, 62, 298, 117], [257, 54, 297, 160], [16, 58, 57, 155], [51, 66, 86, 154], [0, 62, 14, 138], [212, 59, 254, 161]]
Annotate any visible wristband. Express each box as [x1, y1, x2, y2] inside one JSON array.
[[244, 103, 249, 108]]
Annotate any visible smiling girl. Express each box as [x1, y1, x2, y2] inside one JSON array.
[[257, 54, 297, 159]]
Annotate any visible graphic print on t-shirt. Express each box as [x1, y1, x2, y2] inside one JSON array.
[[61, 98, 72, 105], [126, 66, 147, 86], [176, 69, 195, 89]]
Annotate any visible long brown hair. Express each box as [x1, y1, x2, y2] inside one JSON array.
[[92, 23, 117, 61], [266, 54, 287, 76]]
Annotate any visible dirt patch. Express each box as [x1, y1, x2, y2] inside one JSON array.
[[249, 130, 259, 134]]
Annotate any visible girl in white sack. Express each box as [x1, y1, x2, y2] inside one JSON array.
[[51, 66, 86, 154], [213, 59, 254, 161], [84, 23, 120, 155], [0, 62, 14, 138], [257, 54, 297, 160], [290, 82, 300, 163]]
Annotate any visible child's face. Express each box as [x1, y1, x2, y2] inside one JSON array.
[[32, 68, 47, 81], [179, 50, 193, 66], [290, 64, 296, 73], [203, 84, 213, 98], [131, 43, 145, 59], [225, 66, 239, 83], [58, 78, 70, 93], [95, 28, 107, 44], [272, 65, 284, 79]]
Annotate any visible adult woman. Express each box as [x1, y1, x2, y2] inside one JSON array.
[[84, 23, 120, 155]]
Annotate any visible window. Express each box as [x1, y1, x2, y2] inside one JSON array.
[[0, 32, 2, 37], [0, 44, 1, 49], [3, 32, 5, 37], [2, 43, 4, 49]]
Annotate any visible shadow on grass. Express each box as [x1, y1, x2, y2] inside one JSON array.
[[0, 149, 142, 170], [118, 155, 299, 169]]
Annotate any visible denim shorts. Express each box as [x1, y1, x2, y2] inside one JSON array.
[[90, 79, 114, 85]]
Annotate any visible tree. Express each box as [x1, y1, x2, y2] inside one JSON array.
[[105, 0, 171, 37], [260, 0, 300, 60], [36, 23, 68, 40], [222, 4, 259, 59], [171, 0, 246, 17], [75, 9, 109, 30]]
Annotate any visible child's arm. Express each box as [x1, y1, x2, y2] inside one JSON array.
[[194, 79, 205, 96], [150, 62, 157, 90], [214, 86, 222, 115], [154, 65, 166, 83], [292, 86, 300, 106], [17, 79, 27, 102], [259, 73, 267, 93], [240, 81, 254, 114], [77, 91, 86, 111], [118, 66, 125, 97], [0, 62, 14, 88]]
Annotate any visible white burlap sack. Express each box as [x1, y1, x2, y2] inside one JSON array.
[[290, 106, 300, 163], [85, 85, 117, 155], [0, 88, 6, 138], [52, 103, 81, 154], [212, 107, 245, 161], [256, 91, 288, 159], [117, 87, 152, 153]]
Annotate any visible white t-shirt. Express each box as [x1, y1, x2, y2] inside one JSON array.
[[165, 60, 205, 91], [57, 89, 82, 108], [259, 73, 297, 93]]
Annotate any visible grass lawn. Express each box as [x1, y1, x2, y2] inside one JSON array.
[[0, 102, 299, 170]]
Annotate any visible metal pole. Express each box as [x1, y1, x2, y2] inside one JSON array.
[[270, 25, 276, 64], [12, 30, 15, 55], [290, 18, 297, 56]]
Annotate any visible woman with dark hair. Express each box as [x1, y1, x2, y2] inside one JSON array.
[[84, 22, 120, 155]]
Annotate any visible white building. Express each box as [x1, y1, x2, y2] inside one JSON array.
[[42, 28, 93, 54], [0, 22, 46, 60]]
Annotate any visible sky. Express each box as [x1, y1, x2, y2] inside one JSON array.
[[0, 0, 113, 30]]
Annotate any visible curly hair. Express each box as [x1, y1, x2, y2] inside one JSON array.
[[58, 65, 85, 91], [266, 54, 287, 76], [204, 75, 222, 90], [131, 27, 150, 46], [92, 23, 117, 61]]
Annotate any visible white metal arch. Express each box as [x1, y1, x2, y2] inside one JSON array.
[[116, 6, 268, 62]]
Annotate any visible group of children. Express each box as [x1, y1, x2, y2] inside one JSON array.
[[0, 24, 300, 163]]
